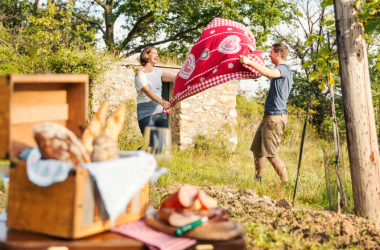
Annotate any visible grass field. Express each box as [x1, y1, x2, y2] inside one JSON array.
[[153, 95, 353, 212], [112, 93, 353, 211]]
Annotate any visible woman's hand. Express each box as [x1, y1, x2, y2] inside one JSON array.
[[160, 100, 171, 109]]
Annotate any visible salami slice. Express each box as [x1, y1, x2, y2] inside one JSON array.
[[197, 190, 211, 210], [160, 184, 199, 209]]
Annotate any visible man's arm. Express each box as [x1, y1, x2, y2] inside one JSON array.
[[239, 55, 281, 79]]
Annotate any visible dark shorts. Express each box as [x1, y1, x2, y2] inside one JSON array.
[[138, 113, 168, 135], [250, 114, 287, 157]]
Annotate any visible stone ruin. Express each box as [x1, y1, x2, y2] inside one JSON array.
[[91, 61, 239, 150]]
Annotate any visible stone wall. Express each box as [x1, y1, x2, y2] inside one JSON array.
[[91, 61, 238, 150], [171, 80, 239, 150]]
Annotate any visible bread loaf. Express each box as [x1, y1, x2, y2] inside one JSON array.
[[104, 104, 126, 141], [34, 122, 91, 165], [91, 134, 119, 162], [82, 101, 109, 155]]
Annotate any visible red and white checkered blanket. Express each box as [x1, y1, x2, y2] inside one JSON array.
[[164, 17, 265, 113], [111, 220, 196, 250]]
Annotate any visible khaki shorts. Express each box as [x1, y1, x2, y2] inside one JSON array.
[[250, 114, 287, 157]]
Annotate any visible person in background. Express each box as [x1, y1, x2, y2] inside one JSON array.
[[239, 43, 293, 183], [134, 47, 176, 135]]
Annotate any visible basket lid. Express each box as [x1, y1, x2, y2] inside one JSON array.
[[0, 74, 89, 160]]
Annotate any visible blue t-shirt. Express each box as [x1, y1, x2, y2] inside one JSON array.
[[264, 64, 293, 115]]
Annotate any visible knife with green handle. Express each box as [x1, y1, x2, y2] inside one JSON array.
[[174, 216, 209, 236]]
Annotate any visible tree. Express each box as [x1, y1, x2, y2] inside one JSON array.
[[272, 0, 343, 132], [0, 1, 108, 79], [75, 0, 298, 56], [334, 0, 380, 221]]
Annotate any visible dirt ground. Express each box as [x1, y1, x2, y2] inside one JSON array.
[[152, 185, 380, 250]]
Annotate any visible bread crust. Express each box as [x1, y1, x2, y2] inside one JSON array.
[[91, 134, 119, 162], [81, 101, 109, 155], [104, 104, 126, 141], [34, 122, 91, 165]]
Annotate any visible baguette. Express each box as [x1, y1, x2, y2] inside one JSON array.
[[104, 104, 126, 141], [81, 101, 109, 155]]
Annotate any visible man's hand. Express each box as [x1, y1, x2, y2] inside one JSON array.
[[239, 55, 251, 65], [239, 55, 281, 80]]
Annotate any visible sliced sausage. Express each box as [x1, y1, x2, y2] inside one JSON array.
[[197, 190, 211, 210], [160, 184, 199, 209], [158, 207, 201, 227]]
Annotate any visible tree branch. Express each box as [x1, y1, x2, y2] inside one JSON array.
[[74, 13, 105, 35], [119, 12, 153, 50], [122, 21, 209, 57], [93, 0, 106, 10]]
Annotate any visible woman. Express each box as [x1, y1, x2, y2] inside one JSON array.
[[134, 47, 176, 135]]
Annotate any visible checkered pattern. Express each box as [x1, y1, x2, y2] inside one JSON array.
[[204, 17, 256, 47], [164, 18, 265, 114], [242, 52, 265, 74], [111, 220, 196, 250]]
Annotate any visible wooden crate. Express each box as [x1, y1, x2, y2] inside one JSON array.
[[0, 74, 149, 239]]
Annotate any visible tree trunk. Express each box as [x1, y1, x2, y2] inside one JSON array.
[[104, 6, 116, 53], [334, 0, 380, 221]]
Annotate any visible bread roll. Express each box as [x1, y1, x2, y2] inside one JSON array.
[[104, 104, 126, 141], [91, 134, 119, 162], [34, 122, 91, 165], [81, 101, 109, 155]]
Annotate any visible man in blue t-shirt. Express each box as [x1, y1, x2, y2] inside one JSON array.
[[239, 43, 293, 183]]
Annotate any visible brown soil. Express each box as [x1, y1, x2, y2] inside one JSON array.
[[152, 184, 380, 249]]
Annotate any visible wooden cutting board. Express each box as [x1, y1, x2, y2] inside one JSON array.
[[145, 214, 243, 241]]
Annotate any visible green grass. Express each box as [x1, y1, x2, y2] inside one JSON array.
[[0, 160, 9, 191], [118, 94, 353, 212]]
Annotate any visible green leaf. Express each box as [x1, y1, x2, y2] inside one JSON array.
[[354, 0, 361, 10], [317, 57, 327, 66], [321, 0, 334, 8], [323, 20, 335, 26], [329, 28, 336, 35], [308, 71, 319, 82], [329, 74, 335, 86], [364, 20, 380, 34], [302, 61, 313, 69], [306, 34, 318, 45], [318, 82, 326, 90], [377, 62, 380, 71], [322, 14, 335, 26], [329, 56, 339, 65], [320, 67, 328, 75]]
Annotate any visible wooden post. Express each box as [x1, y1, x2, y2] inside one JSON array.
[[334, 0, 380, 220]]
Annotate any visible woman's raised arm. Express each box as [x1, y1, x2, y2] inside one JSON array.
[[161, 71, 176, 82]]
